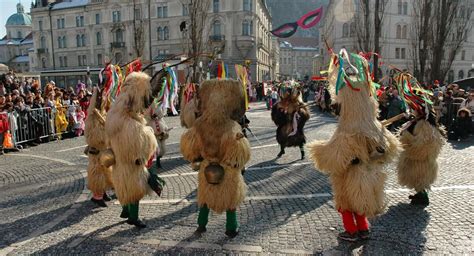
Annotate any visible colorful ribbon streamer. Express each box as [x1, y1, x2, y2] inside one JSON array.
[[235, 64, 249, 110]]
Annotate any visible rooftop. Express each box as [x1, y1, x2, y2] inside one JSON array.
[[6, 3, 32, 26], [52, 0, 89, 10], [11, 55, 30, 63]]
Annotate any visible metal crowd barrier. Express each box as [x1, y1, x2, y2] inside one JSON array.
[[13, 107, 55, 144]]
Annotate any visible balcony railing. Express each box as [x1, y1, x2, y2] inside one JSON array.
[[37, 48, 48, 54], [110, 42, 125, 48], [209, 35, 225, 41]]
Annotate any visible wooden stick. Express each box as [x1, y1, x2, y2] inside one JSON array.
[[381, 113, 405, 127], [93, 108, 106, 125]]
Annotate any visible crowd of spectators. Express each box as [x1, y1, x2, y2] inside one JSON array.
[[377, 80, 473, 140], [0, 70, 91, 155]]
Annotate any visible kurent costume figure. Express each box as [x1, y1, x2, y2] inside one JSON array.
[[180, 79, 250, 238], [271, 83, 310, 159], [104, 72, 164, 228], [308, 50, 400, 241], [84, 87, 113, 207], [146, 106, 170, 169], [393, 71, 445, 206]]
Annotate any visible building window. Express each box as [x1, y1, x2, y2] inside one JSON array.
[[182, 4, 189, 16], [59, 56, 63, 67], [395, 48, 400, 59], [96, 13, 100, 24], [396, 25, 401, 39], [96, 32, 102, 45], [63, 36, 67, 48], [157, 7, 163, 18], [461, 50, 466, 60], [401, 48, 406, 59], [82, 55, 87, 66], [398, 0, 402, 14], [40, 36, 46, 48], [468, 69, 474, 77], [57, 18, 61, 29], [342, 23, 349, 38], [115, 29, 123, 42], [163, 26, 169, 40], [458, 70, 464, 79], [242, 20, 251, 36], [81, 34, 86, 46], [58, 37, 62, 48], [349, 22, 355, 37], [447, 70, 454, 82], [76, 35, 81, 47], [403, 2, 408, 15], [402, 25, 407, 39], [97, 54, 102, 65], [134, 8, 141, 20], [157, 27, 163, 40], [243, 0, 252, 11], [113, 11, 121, 23], [78, 55, 82, 66], [42, 58, 46, 68], [158, 5, 168, 18], [213, 0, 219, 13], [39, 20, 43, 31], [114, 52, 122, 63], [64, 56, 67, 67], [212, 20, 221, 36], [76, 16, 84, 27], [17, 31, 22, 39]]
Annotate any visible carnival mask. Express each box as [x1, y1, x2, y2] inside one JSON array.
[[270, 7, 323, 38]]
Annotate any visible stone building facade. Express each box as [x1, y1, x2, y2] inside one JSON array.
[[319, 0, 474, 83], [0, 3, 33, 73], [279, 41, 318, 80], [30, 0, 275, 83]]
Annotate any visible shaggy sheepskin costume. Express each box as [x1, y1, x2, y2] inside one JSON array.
[[180, 79, 250, 238], [393, 71, 445, 206], [271, 84, 310, 159], [104, 72, 163, 228], [308, 51, 400, 241], [180, 83, 199, 128], [84, 87, 113, 207]]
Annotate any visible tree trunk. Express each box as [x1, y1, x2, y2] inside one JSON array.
[[373, 0, 381, 82]]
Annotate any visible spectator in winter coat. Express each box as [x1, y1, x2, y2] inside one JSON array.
[[386, 89, 405, 131]]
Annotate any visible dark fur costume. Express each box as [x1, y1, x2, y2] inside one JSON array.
[[271, 87, 309, 159]]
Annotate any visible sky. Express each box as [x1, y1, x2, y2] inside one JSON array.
[[0, 0, 31, 38]]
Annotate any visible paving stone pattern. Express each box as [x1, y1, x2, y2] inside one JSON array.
[[0, 102, 473, 255]]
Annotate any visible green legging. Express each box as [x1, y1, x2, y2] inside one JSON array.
[[197, 205, 238, 231], [122, 202, 140, 221]]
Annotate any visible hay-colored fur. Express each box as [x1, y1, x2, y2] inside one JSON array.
[[308, 55, 400, 217], [397, 120, 445, 192], [180, 79, 250, 213], [105, 72, 157, 205], [84, 87, 113, 194], [180, 97, 198, 128], [197, 159, 247, 213]]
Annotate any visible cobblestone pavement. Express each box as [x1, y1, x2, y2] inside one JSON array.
[[1, 101, 473, 255]]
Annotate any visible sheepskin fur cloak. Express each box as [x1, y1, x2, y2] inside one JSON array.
[[105, 72, 157, 205], [180, 79, 250, 213], [308, 55, 400, 217], [84, 87, 113, 195], [397, 119, 445, 192]]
